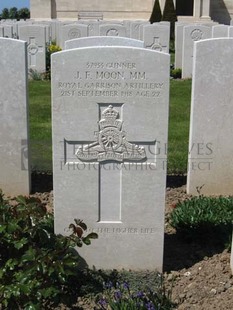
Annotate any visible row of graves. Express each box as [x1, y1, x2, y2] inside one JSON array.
[[1, 19, 233, 77], [175, 22, 233, 78], [0, 24, 233, 272], [0, 19, 171, 73]]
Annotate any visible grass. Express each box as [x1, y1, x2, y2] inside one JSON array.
[[28, 78, 192, 174], [29, 80, 52, 171], [168, 79, 192, 174]]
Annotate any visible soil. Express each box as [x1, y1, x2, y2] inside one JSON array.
[[14, 173, 233, 309]]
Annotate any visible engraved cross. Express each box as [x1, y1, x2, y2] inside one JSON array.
[[64, 104, 156, 223], [28, 37, 44, 67], [147, 37, 167, 52]]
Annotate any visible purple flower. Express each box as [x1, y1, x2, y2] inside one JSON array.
[[123, 281, 130, 290], [146, 301, 156, 310], [136, 291, 144, 298], [103, 281, 113, 289], [114, 290, 122, 301], [98, 297, 108, 308]]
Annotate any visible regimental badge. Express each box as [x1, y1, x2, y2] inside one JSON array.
[[76, 105, 146, 162]]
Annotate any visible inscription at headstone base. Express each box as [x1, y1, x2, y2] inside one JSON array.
[[52, 46, 169, 271]]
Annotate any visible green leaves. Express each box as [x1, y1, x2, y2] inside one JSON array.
[[0, 192, 98, 309], [170, 196, 233, 245]]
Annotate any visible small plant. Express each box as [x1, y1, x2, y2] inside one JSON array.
[[170, 195, 233, 246], [46, 41, 62, 80], [96, 275, 174, 310], [0, 190, 97, 309], [28, 68, 44, 81], [170, 68, 182, 79]]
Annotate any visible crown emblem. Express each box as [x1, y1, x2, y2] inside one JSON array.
[[99, 105, 122, 131]]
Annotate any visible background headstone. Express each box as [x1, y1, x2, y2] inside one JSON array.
[[187, 38, 233, 195], [228, 26, 233, 37], [212, 25, 229, 38], [99, 24, 127, 37], [142, 24, 170, 53], [61, 24, 88, 49], [0, 38, 31, 196], [174, 22, 188, 69], [130, 21, 149, 40], [182, 25, 211, 79], [18, 25, 47, 73], [3, 25, 13, 38], [52, 46, 169, 271], [0, 26, 4, 37], [65, 36, 144, 49]]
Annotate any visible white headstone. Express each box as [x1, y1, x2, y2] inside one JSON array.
[[61, 24, 88, 49], [175, 23, 188, 69], [0, 38, 31, 196], [18, 25, 47, 73], [182, 25, 211, 79], [80, 21, 100, 37], [130, 21, 149, 39], [187, 38, 233, 195], [212, 25, 229, 38], [99, 24, 127, 37], [228, 26, 233, 37], [52, 46, 170, 271], [3, 25, 13, 38], [122, 20, 132, 38], [65, 36, 144, 49], [0, 26, 4, 37], [142, 24, 170, 53]]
